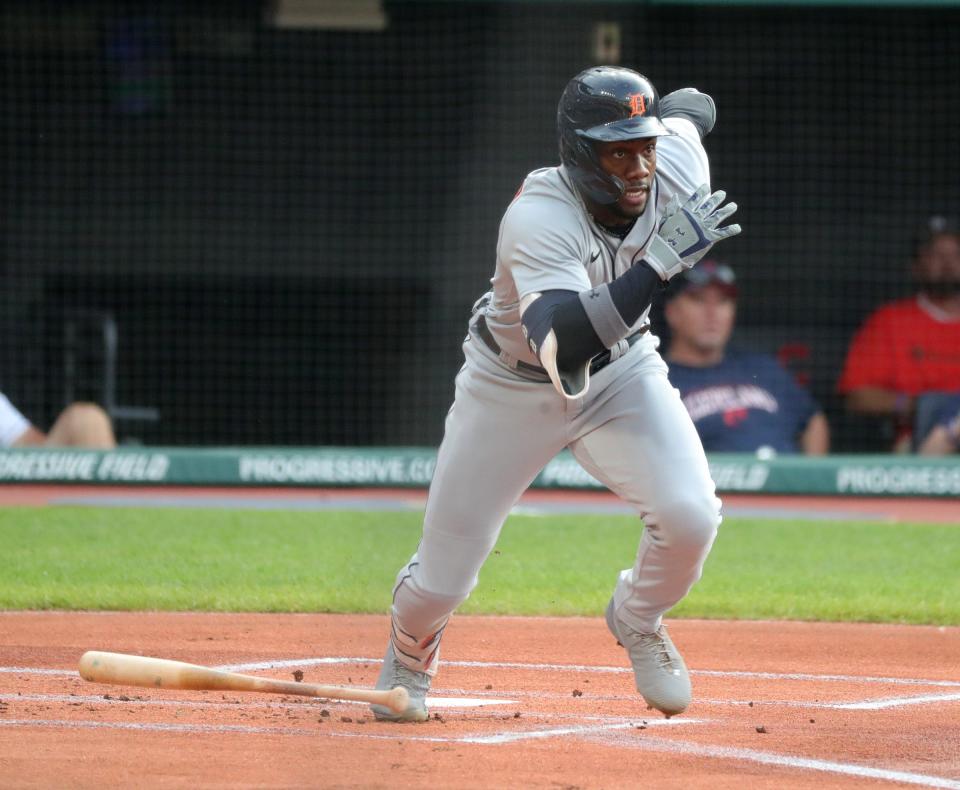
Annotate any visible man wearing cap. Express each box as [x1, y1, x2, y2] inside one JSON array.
[[664, 261, 830, 455], [838, 216, 960, 451]]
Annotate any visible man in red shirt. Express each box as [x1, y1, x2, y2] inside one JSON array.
[[838, 216, 960, 450]]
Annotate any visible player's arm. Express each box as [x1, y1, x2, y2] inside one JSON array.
[[520, 260, 665, 392], [11, 425, 47, 447], [659, 88, 716, 139], [844, 387, 912, 419], [522, 188, 741, 398]]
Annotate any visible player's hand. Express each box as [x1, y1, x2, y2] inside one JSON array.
[[643, 185, 741, 281]]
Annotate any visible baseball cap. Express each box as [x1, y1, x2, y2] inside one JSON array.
[[913, 215, 959, 252], [665, 259, 738, 302]]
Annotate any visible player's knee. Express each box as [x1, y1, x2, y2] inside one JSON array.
[[394, 559, 473, 607], [58, 402, 113, 434], [655, 494, 720, 555]]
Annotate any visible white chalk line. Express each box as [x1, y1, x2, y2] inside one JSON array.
[[460, 717, 701, 744], [590, 732, 960, 790], [4, 664, 960, 788], [6, 659, 957, 690], [213, 657, 960, 689], [5, 658, 960, 714], [9, 687, 958, 717], [0, 716, 698, 744], [3, 716, 958, 788], [828, 692, 960, 710]]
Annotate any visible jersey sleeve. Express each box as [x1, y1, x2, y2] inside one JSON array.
[[837, 308, 896, 393], [497, 195, 592, 299], [0, 392, 31, 448], [653, 117, 711, 202]]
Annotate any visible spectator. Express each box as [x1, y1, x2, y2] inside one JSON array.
[[0, 392, 116, 449], [918, 393, 960, 455], [664, 260, 830, 455], [837, 215, 960, 451]]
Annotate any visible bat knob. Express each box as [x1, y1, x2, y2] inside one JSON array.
[[387, 685, 411, 715]]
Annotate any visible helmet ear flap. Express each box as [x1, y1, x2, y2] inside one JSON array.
[[558, 127, 623, 205]]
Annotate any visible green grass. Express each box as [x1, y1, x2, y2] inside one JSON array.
[[2, 507, 958, 625]]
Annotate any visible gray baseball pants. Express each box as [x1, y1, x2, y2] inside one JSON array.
[[389, 326, 720, 673]]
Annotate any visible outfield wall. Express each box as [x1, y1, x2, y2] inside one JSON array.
[[1, 448, 958, 498]]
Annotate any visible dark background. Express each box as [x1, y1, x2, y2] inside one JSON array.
[[2, 1, 958, 449]]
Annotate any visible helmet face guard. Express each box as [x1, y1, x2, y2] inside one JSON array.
[[558, 67, 673, 205]]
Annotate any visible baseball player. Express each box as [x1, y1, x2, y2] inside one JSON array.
[[371, 66, 741, 722]]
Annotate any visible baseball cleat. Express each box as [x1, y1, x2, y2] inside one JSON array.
[[605, 597, 691, 717], [370, 641, 431, 722]]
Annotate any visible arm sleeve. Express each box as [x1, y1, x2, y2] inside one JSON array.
[[659, 88, 716, 139], [522, 263, 662, 381]]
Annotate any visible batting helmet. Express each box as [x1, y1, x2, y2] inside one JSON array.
[[558, 66, 672, 205]]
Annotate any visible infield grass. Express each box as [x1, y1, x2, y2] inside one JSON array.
[[2, 506, 958, 625]]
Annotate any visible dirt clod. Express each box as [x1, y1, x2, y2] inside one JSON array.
[[292, 670, 304, 682], [572, 689, 583, 697], [756, 725, 767, 733]]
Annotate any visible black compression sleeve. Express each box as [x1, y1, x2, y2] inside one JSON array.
[[522, 262, 662, 373], [606, 260, 663, 324], [522, 291, 604, 370], [550, 295, 605, 371]]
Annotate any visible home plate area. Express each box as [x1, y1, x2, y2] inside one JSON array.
[[1, 613, 958, 789]]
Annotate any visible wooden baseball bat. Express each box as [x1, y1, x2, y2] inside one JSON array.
[[78, 650, 409, 714]]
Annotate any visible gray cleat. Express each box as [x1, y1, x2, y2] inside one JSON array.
[[370, 641, 431, 722], [605, 597, 691, 717]]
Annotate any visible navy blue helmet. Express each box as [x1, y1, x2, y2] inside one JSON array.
[[558, 66, 672, 205]]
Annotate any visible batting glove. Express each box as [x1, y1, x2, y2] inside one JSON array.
[[643, 184, 741, 281]]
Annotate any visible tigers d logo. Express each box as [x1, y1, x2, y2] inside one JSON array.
[[628, 93, 647, 117]]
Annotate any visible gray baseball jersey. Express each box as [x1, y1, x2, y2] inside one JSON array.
[[485, 117, 709, 369], [386, 116, 721, 676]]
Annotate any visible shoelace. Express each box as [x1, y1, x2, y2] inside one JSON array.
[[625, 627, 675, 671], [392, 659, 430, 695]]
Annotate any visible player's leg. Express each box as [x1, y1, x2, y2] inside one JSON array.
[[568, 351, 719, 714], [373, 338, 567, 720], [45, 402, 116, 448]]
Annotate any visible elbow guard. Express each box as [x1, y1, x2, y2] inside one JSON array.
[[659, 88, 716, 138], [520, 292, 595, 400]]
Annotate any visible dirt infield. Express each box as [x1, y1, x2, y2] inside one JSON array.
[[1, 612, 958, 789]]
